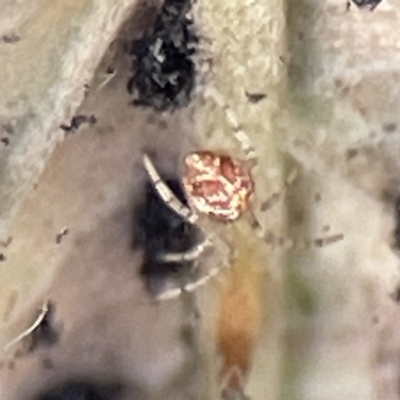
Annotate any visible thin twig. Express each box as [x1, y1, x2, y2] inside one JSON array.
[[4, 301, 50, 351]]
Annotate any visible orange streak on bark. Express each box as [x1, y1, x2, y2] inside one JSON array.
[[217, 242, 263, 392]]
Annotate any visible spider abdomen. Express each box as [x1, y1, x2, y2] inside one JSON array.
[[182, 151, 254, 222]]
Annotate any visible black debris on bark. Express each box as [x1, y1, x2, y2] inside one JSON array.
[[2, 33, 21, 44], [347, 0, 383, 11], [34, 380, 125, 400], [60, 115, 97, 134], [394, 197, 400, 250], [245, 92, 267, 104], [127, 0, 199, 112], [56, 228, 69, 244]]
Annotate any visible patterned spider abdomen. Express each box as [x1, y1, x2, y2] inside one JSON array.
[[182, 151, 254, 221]]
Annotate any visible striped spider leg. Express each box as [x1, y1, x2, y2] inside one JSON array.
[[203, 86, 344, 249], [143, 154, 232, 300], [202, 85, 257, 161], [143, 149, 343, 300]]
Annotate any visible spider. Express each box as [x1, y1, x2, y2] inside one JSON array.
[[142, 151, 250, 300], [143, 150, 344, 300]]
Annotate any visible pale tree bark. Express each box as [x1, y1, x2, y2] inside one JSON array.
[[1, 1, 400, 400]]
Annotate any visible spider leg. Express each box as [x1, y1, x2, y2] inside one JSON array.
[[161, 235, 214, 263], [156, 263, 226, 301], [311, 233, 345, 248], [260, 169, 298, 213], [203, 86, 257, 161], [157, 236, 236, 301], [244, 169, 298, 238], [264, 230, 344, 250], [143, 154, 198, 224], [248, 170, 344, 252]]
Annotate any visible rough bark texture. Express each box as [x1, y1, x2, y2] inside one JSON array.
[[1, 1, 400, 400], [0, 0, 142, 240]]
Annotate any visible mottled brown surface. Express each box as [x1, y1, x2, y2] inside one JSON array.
[[0, 18, 204, 399], [0, 0, 146, 241]]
